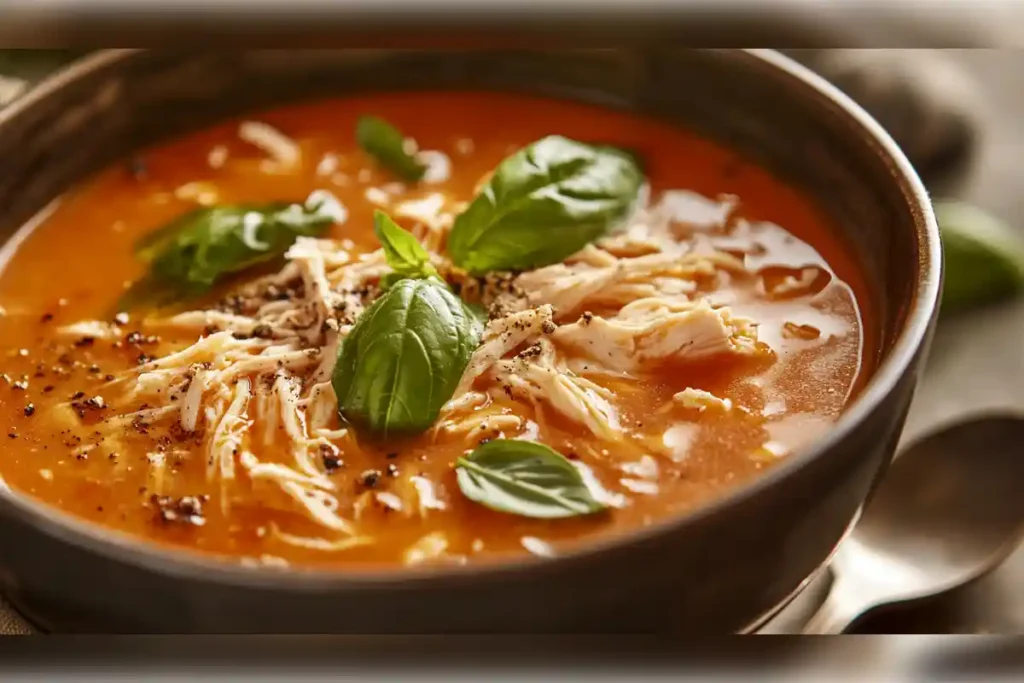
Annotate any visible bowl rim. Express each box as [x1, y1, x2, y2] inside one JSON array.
[[0, 48, 941, 596]]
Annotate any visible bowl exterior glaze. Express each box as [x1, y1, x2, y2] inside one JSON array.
[[0, 49, 940, 634]]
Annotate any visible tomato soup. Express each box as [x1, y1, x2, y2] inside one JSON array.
[[0, 92, 874, 569]]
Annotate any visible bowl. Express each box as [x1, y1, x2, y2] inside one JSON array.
[[0, 49, 940, 633]]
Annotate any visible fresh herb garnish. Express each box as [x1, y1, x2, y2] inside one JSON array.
[[356, 115, 427, 182], [373, 210, 438, 289], [935, 201, 1024, 313], [332, 278, 482, 438], [446, 135, 644, 275], [455, 440, 607, 519], [132, 191, 342, 299]]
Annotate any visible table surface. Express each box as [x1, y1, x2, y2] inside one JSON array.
[[0, 49, 1021, 635]]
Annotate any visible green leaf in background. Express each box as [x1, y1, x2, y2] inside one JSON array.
[[373, 210, 438, 286], [935, 201, 1024, 313], [455, 440, 607, 519], [332, 278, 482, 438], [134, 191, 341, 299], [356, 115, 427, 182], [446, 135, 645, 275]]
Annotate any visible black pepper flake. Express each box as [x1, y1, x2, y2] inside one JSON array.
[[136, 353, 153, 365], [7, 431, 16, 439], [517, 343, 543, 359], [125, 331, 159, 346], [43, 385, 54, 393], [251, 324, 273, 339], [386, 452, 399, 460], [40, 313, 54, 323], [580, 311, 594, 325], [70, 391, 85, 400], [71, 394, 106, 417], [74, 336, 96, 348], [88, 364, 102, 374], [105, 374, 115, 382], [541, 320, 557, 334], [150, 494, 209, 526], [360, 469, 381, 488], [23, 404, 35, 417]]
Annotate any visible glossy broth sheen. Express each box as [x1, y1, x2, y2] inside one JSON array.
[[0, 93, 874, 569]]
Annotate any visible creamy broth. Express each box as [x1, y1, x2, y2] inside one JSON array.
[[0, 93, 874, 569]]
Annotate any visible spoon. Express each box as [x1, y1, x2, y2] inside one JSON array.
[[802, 414, 1024, 634]]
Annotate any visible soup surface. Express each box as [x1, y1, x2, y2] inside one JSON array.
[[0, 92, 873, 569]]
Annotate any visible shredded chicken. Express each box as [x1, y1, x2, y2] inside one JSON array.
[[673, 387, 733, 412], [552, 299, 758, 373], [66, 181, 769, 555], [239, 120, 301, 168], [486, 338, 622, 441], [404, 531, 450, 565], [453, 305, 554, 397], [515, 248, 743, 320]]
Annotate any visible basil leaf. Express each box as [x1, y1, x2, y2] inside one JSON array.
[[446, 135, 644, 275], [455, 440, 607, 519], [136, 192, 339, 296], [464, 302, 490, 327], [594, 144, 646, 174], [356, 115, 427, 182], [936, 201, 1024, 313], [332, 278, 482, 438], [374, 210, 438, 282]]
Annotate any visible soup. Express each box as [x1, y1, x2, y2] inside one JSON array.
[[0, 92, 873, 569]]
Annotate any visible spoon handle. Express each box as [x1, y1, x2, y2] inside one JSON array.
[[801, 585, 867, 634]]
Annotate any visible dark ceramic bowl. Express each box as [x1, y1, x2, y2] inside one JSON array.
[[0, 49, 940, 634]]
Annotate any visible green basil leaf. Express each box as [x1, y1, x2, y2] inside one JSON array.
[[464, 302, 490, 327], [332, 278, 482, 438], [594, 144, 646, 174], [455, 440, 607, 519], [356, 115, 427, 182], [446, 135, 644, 275], [135, 192, 339, 297], [374, 210, 438, 282], [936, 201, 1024, 313]]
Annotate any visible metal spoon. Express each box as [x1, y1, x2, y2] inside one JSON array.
[[802, 414, 1024, 634]]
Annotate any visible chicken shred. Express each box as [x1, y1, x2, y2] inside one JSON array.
[[66, 183, 768, 556], [552, 299, 759, 373]]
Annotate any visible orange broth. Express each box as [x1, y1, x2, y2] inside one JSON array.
[[0, 92, 875, 568]]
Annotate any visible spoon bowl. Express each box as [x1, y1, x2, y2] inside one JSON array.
[[804, 414, 1024, 633]]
